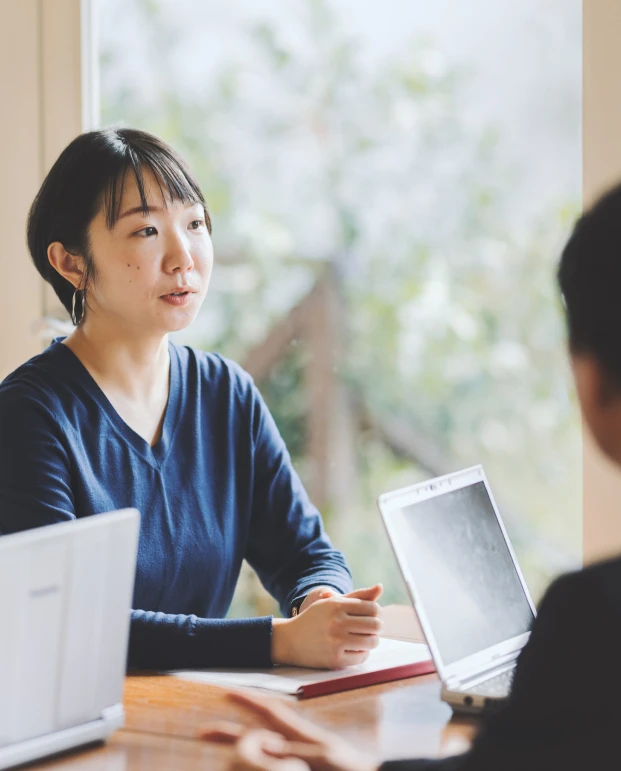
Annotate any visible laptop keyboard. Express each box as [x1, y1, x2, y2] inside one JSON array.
[[467, 669, 514, 697]]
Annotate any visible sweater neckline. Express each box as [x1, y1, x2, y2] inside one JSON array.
[[50, 338, 182, 468]]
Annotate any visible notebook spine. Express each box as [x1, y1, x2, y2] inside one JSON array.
[[297, 659, 436, 699]]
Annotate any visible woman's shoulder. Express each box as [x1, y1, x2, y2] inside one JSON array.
[[0, 347, 68, 427], [172, 343, 257, 399], [172, 344, 277, 444]]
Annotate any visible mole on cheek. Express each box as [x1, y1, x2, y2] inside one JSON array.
[[127, 264, 130, 267]]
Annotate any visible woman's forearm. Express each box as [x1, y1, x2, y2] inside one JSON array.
[[128, 609, 273, 670]]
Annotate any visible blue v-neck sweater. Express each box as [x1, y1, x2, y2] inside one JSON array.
[[0, 339, 352, 669]]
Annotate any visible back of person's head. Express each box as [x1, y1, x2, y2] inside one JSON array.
[[27, 127, 210, 319], [558, 183, 621, 387]]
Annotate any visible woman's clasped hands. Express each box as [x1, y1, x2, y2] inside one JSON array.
[[271, 584, 383, 670]]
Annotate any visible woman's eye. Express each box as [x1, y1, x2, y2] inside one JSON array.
[[136, 226, 157, 237], [189, 219, 204, 230]]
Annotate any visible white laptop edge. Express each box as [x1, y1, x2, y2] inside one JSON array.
[[0, 705, 124, 771], [0, 508, 140, 771], [377, 465, 537, 689], [0, 508, 139, 552]]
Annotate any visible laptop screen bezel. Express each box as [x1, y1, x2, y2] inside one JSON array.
[[378, 465, 537, 685]]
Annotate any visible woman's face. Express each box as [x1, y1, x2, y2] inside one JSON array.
[[84, 168, 213, 336]]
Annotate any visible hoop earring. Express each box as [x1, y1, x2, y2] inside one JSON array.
[[71, 289, 85, 326]]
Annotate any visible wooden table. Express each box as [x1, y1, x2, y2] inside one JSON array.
[[32, 607, 478, 770]]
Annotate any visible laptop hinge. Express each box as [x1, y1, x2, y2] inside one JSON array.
[[459, 660, 516, 689], [456, 652, 519, 689]]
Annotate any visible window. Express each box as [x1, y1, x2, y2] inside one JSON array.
[[97, 0, 581, 611]]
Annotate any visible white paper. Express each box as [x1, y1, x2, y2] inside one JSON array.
[[169, 638, 431, 696]]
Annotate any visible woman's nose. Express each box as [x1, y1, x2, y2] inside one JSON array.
[[165, 233, 194, 273]]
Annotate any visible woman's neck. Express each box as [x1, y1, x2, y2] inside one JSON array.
[[62, 321, 170, 404]]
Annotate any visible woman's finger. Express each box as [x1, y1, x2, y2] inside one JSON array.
[[264, 739, 329, 761], [299, 587, 336, 613], [343, 584, 383, 602], [344, 632, 380, 651], [227, 691, 332, 743], [338, 650, 371, 667], [200, 720, 244, 743], [233, 730, 306, 771], [338, 598, 382, 617], [266, 738, 379, 771], [339, 614, 383, 635], [329, 627, 380, 652]]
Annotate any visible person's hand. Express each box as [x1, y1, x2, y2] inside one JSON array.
[[220, 729, 310, 770], [271, 585, 383, 669], [297, 585, 382, 615], [202, 690, 379, 771], [297, 587, 338, 614]]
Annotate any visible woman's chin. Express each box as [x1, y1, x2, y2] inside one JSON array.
[[159, 307, 201, 334]]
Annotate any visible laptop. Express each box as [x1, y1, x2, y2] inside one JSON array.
[[0, 508, 140, 769], [378, 465, 536, 715]]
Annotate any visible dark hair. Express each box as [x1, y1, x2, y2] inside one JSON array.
[[27, 127, 212, 321], [558, 183, 621, 383]]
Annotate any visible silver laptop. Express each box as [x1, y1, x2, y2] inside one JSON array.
[[378, 465, 536, 715], [0, 509, 140, 769]]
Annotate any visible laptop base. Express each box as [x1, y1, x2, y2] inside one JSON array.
[[0, 704, 124, 770], [441, 684, 508, 716]]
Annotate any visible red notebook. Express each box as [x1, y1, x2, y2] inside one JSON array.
[[171, 638, 435, 699]]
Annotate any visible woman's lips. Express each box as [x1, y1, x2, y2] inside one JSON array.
[[160, 291, 194, 306]]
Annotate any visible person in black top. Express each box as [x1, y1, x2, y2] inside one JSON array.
[[202, 181, 621, 770]]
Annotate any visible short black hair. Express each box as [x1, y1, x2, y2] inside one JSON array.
[[27, 127, 211, 321], [558, 183, 621, 384]]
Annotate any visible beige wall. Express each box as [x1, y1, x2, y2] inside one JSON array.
[[0, 0, 46, 377], [582, 0, 621, 562], [0, 0, 89, 378]]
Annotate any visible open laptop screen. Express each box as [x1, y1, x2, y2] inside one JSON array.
[[395, 481, 534, 666]]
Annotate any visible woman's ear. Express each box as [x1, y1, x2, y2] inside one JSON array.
[[47, 242, 85, 289], [573, 354, 621, 463]]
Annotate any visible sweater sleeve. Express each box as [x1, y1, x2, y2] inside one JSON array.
[[127, 610, 273, 670], [0, 388, 275, 671], [242, 375, 354, 615], [0, 390, 76, 533]]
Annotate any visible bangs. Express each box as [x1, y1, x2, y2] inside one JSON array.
[[101, 137, 210, 231]]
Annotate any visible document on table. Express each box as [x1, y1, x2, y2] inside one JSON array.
[[169, 638, 434, 699]]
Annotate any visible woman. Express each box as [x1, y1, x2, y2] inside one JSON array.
[[0, 128, 382, 670]]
